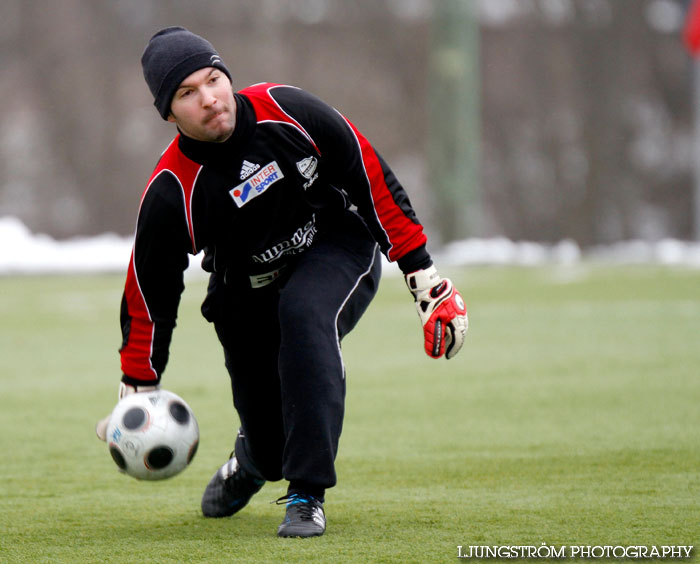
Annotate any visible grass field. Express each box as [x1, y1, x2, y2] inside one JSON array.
[[0, 265, 698, 563]]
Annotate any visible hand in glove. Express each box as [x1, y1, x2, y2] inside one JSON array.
[[405, 265, 468, 359], [95, 381, 159, 441]]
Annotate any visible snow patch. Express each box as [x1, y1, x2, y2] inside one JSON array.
[[1, 216, 699, 275]]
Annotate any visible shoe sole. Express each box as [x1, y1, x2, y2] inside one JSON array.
[[277, 530, 325, 538]]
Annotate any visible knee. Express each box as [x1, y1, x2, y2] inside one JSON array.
[[278, 293, 333, 334]]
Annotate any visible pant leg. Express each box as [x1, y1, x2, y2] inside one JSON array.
[[206, 210, 382, 492], [208, 275, 286, 481], [276, 211, 382, 496]]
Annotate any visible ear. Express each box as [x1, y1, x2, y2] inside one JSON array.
[[167, 113, 177, 123]]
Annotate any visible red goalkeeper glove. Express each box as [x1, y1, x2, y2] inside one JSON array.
[[405, 266, 468, 359]]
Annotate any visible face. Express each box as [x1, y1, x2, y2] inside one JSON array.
[[168, 67, 236, 143]]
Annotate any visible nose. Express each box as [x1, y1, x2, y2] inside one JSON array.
[[201, 88, 217, 108]]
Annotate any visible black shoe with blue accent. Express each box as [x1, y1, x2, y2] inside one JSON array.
[[201, 454, 265, 518], [276, 493, 326, 538]]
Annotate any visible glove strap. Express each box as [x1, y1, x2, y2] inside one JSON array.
[[405, 265, 440, 296]]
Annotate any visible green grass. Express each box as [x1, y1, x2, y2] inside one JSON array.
[[0, 265, 698, 563]]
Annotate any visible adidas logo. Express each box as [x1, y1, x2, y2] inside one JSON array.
[[240, 160, 260, 179]]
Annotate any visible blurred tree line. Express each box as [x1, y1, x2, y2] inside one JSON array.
[[0, 0, 694, 246]]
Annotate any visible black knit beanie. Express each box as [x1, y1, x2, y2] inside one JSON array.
[[141, 26, 232, 120]]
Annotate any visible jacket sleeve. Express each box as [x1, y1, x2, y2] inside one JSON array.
[[267, 85, 432, 273], [119, 172, 191, 385]]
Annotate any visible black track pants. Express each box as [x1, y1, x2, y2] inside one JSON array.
[[208, 211, 382, 498]]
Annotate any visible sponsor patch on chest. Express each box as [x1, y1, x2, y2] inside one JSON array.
[[230, 161, 284, 207]]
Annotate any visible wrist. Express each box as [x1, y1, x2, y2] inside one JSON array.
[[121, 373, 160, 389], [118, 380, 160, 399], [397, 245, 432, 274], [405, 265, 440, 297]]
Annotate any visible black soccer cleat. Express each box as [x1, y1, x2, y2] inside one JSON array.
[[201, 454, 265, 518], [276, 493, 326, 538]]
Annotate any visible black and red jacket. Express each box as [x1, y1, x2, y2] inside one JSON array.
[[120, 83, 430, 384]]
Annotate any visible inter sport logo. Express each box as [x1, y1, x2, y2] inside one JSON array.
[[230, 161, 284, 208]]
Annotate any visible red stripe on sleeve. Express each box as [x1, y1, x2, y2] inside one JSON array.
[[120, 250, 157, 380], [146, 136, 203, 253], [343, 119, 427, 261], [119, 138, 202, 381]]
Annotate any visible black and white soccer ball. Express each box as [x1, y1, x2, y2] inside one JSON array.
[[106, 389, 199, 481]]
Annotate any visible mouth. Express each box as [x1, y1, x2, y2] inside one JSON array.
[[204, 109, 227, 124], [205, 111, 221, 122]]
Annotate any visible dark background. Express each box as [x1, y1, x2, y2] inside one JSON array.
[[0, 0, 695, 247]]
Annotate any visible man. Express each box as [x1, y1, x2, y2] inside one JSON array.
[[96, 26, 468, 538]]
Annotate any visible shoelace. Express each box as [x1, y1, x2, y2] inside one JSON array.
[[274, 494, 321, 520]]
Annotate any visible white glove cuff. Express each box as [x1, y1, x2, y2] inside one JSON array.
[[405, 265, 440, 296], [119, 381, 159, 399]]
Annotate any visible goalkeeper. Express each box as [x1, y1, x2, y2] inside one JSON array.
[[96, 26, 468, 538]]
